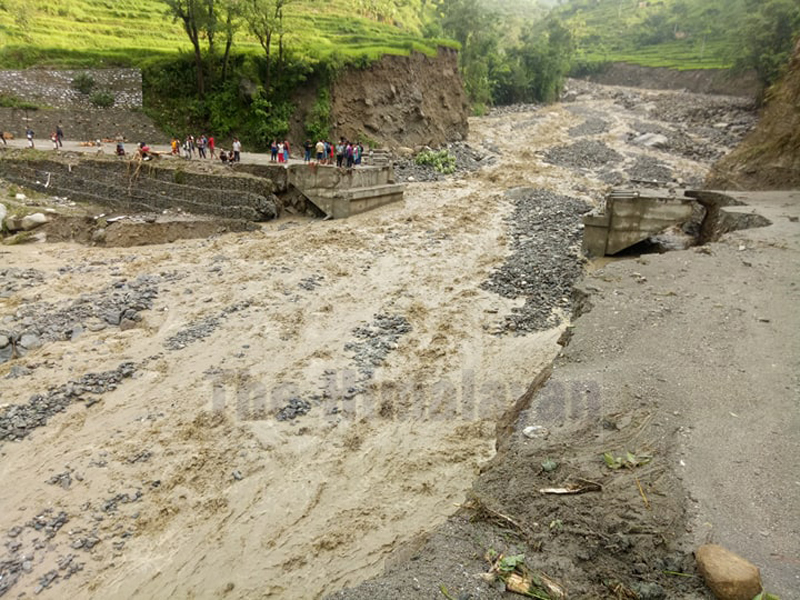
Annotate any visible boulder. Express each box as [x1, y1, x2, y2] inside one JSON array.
[[18, 333, 41, 351], [0, 203, 6, 226], [20, 213, 49, 231], [119, 318, 137, 331], [4, 216, 22, 232], [0, 333, 11, 364], [0, 344, 12, 364], [696, 544, 762, 600], [632, 133, 669, 149]]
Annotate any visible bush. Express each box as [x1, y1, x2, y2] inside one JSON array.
[[415, 149, 456, 174], [90, 90, 115, 108], [71, 72, 96, 94], [305, 88, 331, 141], [0, 93, 39, 110]]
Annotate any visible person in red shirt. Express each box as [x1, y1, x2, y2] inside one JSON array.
[[208, 135, 216, 159], [137, 142, 151, 160]]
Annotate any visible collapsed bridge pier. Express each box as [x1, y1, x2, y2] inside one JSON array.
[[582, 188, 771, 257]]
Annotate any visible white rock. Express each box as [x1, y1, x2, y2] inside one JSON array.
[[20, 213, 49, 231], [522, 425, 550, 439], [14, 193, 26, 201], [0, 203, 6, 225], [632, 133, 669, 148]]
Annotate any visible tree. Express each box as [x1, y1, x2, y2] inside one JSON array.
[[437, 0, 502, 109], [218, 0, 243, 82], [164, 0, 213, 97], [517, 17, 575, 103], [733, 0, 800, 93], [246, 0, 294, 92]]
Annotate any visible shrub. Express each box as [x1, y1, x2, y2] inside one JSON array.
[[71, 72, 96, 94], [305, 88, 331, 141], [90, 90, 115, 108], [0, 94, 39, 110], [415, 149, 456, 174]]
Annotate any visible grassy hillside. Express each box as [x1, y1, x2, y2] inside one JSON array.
[[553, 0, 743, 70], [0, 0, 449, 68]]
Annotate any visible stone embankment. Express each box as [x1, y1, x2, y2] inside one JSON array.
[[0, 68, 165, 143], [0, 153, 280, 221]]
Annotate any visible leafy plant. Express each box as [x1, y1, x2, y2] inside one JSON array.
[[498, 554, 526, 572], [415, 149, 456, 174], [541, 458, 558, 472], [603, 451, 652, 470], [71, 72, 96, 94], [90, 90, 115, 108], [305, 87, 331, 141], [0, 94, 39, 110]]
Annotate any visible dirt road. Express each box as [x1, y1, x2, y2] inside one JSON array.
[[2, 82, 794, 599]]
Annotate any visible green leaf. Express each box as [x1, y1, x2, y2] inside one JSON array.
[[541, 458, 558, 472], [498, 554, 526, 572], [603, 452, 622, 469]]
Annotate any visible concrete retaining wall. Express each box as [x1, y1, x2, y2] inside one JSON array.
[[0, 69, 143, 109], [0, 108, 166, 145]]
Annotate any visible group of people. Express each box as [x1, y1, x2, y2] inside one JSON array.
[[7, 124, 64, 150], [4, 125, 369, 170], [270, 140, 291, 163], [306, 138, 364, 168], [169, 134, 242, 164]]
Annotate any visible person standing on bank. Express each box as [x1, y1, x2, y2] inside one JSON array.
[[25, 127, 34, 149], [232, 137, 241, 162], [56, 123, 64, 147], [208, 134, 216, 159]]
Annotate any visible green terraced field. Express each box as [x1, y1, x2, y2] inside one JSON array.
[[0, 0, 448, 68], [556, 0, 745, 70]]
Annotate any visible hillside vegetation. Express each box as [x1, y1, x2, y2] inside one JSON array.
[[553, 0, 800, 82], [0, 0, 446, 68], [707, 38, 800, 189], [0, 0, 797, 145]]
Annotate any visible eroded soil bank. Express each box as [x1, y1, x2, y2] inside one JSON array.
[[2, 81, 795, 599]]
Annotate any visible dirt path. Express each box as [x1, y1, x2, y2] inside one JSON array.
[[1, 82, 782, 599]]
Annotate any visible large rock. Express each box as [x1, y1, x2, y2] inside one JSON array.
[[696, 544, 762, 600], [0, 203, 7, 226], [0, 334, 12, 364], [20, 213, 49, 231], [632, 133, 669, 148]]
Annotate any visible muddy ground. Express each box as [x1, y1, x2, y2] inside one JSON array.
[[0, 81, 797, 599]]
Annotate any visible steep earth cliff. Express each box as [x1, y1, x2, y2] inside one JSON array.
[[706, 39, 800, 190], [329, 48, 469, 148], [580, 62, 760, 97]]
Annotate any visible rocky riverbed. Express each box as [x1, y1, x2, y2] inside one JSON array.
[[2, 80, 794, 599]]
